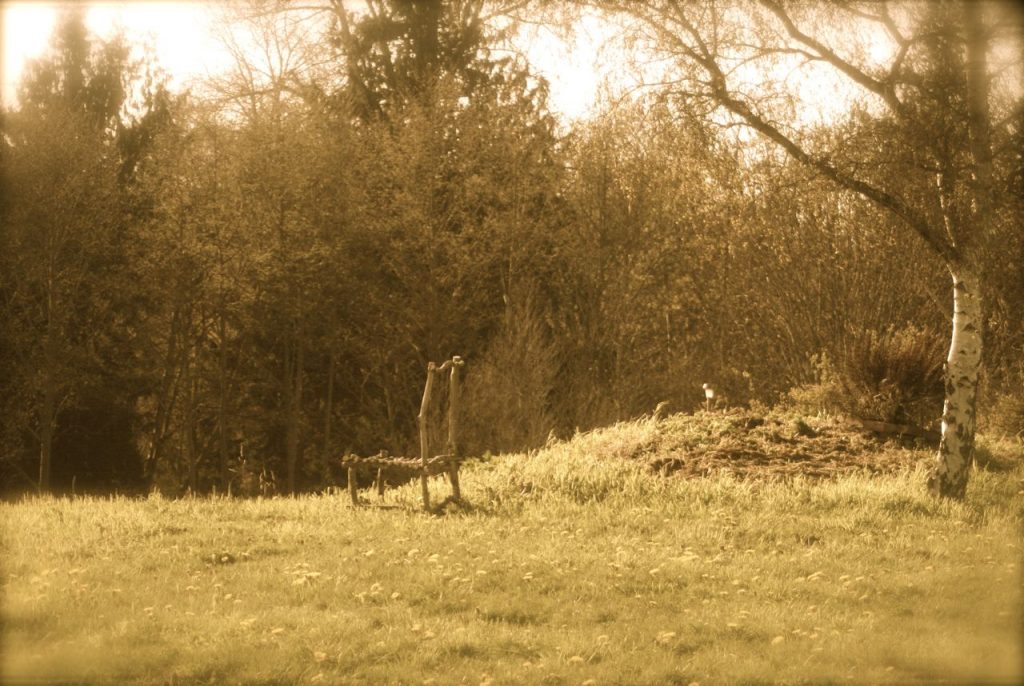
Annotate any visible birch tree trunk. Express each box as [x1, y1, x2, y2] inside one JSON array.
[[928, 2, 994, 500], [928, 269, 983, 499]]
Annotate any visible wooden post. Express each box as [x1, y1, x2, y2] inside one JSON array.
[[418, 362, 437, 511], [447, 356, 463, 502], [347, 465, 358, 507]]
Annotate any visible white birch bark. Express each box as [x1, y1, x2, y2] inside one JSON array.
[[928, 269, 983, 498]]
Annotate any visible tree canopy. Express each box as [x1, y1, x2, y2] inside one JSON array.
[[1, 1, 1021, 499]]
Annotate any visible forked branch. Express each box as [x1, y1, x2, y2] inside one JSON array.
[[758, 0, 902, 113], [645, 2, 956, 265]]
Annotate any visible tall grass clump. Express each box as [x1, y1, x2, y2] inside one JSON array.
[[464, 416, 667, 508], [789, 324, 945, 425]]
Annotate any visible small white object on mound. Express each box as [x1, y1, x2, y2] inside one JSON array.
[[702, 383, 716, 411]]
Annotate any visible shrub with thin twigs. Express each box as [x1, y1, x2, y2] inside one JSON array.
[[789, 325, 945, 426], [462, 298, 560, 456]]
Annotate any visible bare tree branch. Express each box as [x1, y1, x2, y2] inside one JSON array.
[[758, 0, 902, 113], [643, 2, 957, 266], [878, 2, 908, 46]]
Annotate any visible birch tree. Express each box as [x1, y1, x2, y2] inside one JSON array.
[[609, 0, 1022, 498]]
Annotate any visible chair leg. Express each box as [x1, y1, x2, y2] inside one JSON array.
[[449, 465, 461, 502], [348, 467, 358, 506]]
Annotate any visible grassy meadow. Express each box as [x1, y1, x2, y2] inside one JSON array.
[[2, 412, 1023, 685]]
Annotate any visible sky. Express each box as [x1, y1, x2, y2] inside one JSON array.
[[7, 3, 981, 132], [0, 1, 612, 121], [2, 3, 225, 106]]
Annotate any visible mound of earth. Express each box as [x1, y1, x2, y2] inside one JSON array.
[[640, 409, 934, 479]]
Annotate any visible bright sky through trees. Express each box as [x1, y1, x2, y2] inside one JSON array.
[[2, 3, 226, 106], [1, 1, 610, 120], [1, 2, 917, 127]]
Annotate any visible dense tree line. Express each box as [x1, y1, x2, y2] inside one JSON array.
[[1, 1, 1020, 498]]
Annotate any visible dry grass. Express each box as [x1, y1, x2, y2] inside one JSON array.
[[2, 411, 1022, 685], [484, 407, 968, 491]]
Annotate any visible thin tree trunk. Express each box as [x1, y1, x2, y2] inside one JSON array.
[[39, 254, 57, 492], [38, 371, 55, 492], [284, 338, 294, 493], [218, 311, 230, 492], [285, 340, 304, 494], [928, 269, 982, 499], [145, 308, 183, 488], [323, 350, 336, 464], [185, 374, 198, 494]]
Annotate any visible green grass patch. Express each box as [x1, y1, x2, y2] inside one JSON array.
[[3, 413, 1022, 684]]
